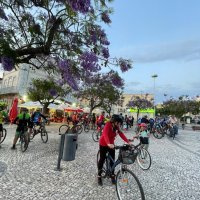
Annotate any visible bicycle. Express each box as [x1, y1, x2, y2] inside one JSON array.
[[0, 128, 7, 144], [30, 122, 48, 143], [59, 123, 83, 135], [92, 125, 104, 142], [132, 138, 152, 170], [97, 144, 145, 200], [19, 128, 29, 152]]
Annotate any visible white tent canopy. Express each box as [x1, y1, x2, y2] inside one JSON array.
[[18, 101, 43, 108], [18, 101, 71, 110]]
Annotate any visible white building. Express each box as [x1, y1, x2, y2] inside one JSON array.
[[0, 64, 51, 108]]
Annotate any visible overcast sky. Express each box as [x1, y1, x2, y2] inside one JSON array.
[[104, 0, 200, 103]]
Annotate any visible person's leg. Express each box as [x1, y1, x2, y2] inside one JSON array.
[[97, 146, 108, 185], [108, 148, 116, 184], [11, 131, 19, 149]]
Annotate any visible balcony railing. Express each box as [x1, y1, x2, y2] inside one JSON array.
[[0, 86, 19, 95]]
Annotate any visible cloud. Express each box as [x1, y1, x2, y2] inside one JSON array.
[[125, 81, 141, 87], [113, 39, 200, 63]]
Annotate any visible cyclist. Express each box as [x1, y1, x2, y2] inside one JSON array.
[[168, 115, 178, 135], [31, 108, 46, 125], [11, 108, 31, 150], [0, 106, 7, 148], [141, 115, 149, 124], [29, 108, 46, 137], [132, 123, 150, 151], [97, 111, 105, 129], [97, 114, 131, 186]]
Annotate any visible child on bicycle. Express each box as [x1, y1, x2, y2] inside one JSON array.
[[132, 123, 149, 151], [97, 114, 131, 186]]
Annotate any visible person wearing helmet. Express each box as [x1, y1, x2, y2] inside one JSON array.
[[132, 122, 150, 151], [31, 108, 46, 125], [97, 114, 131, 186], [11, 108, 31, 150]]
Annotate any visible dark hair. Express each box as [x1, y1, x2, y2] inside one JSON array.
[[111, 114, 122, 123]]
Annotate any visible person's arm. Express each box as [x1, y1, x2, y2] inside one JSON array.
[[102, 123, 111, 145], [13, 116, 19, 124], [118, 128, 130, 144], [40, 113, 46, 120]]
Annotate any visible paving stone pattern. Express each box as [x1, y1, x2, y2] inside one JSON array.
[[0, 124, 200, 200]]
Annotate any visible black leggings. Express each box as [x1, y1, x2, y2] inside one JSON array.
[[98, 145, 115, 176]]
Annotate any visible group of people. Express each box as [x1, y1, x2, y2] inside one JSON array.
[[0, 107, 46, 149]]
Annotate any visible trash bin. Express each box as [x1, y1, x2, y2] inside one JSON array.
[[62, 134, 77, 161]]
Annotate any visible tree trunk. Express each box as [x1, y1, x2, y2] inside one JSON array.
[[43, 103, 49, 115], [137, 109, 140, 122]]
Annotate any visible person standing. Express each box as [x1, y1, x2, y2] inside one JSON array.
[[97, 114, 131, 186], [0, 107, 7, 148]]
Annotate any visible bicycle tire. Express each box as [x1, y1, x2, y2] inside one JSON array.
[[152, 130, 163, 139], [92, 129, 100, 142], [0, 128, 7, 144], [20, 133, 29, 152], [73, 125, 83, 134], [97, 150, 107, 178], [84, 124, 90, 132], [59, 124, 70, 134], [116, 168, 145, 200], [136, 148, 151, 170], [41, 129, 48, 143]]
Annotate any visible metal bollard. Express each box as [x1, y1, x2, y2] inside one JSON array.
[[55, 133, 65, 171]]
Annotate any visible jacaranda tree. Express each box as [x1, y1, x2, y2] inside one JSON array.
[[74, 72, 123, 114], [27, 78, 70, 114], [0, 0, 132, 91]]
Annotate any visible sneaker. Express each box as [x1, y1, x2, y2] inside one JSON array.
[[97, 177, 103, 186], [111, 175, 116, 185]]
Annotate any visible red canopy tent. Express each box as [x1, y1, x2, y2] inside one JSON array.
[[64, 108, 83, 113], [9, 98, 18, 123]]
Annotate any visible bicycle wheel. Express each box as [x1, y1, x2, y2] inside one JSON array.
[[97, 150, 107, 178], [74, 125, 83, 134], [92, 129, 100, 142], [84, 124, 90, 132], [116, 168, 145, 200], [59, 124, 69, 134], [152, 130, 163, 139], [20, 133, 29, 152], [41, 129, 48, 143], [137, 148, 151, 170], [0, 128, 7, 144]]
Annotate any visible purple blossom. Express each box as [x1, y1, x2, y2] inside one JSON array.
[[102, 47, 109, 59], [79, 51, 100, 72], [67, 0, 91, 14], [1, 56, 14, 71], [49, 89, 57, 96], [119, 59, 132, 72], [101, 39, 110, 45], [58, 59, 70, 71], [110, 72, 124, 88], [101, 12, 111, 24], [0, 7, 8, 21]]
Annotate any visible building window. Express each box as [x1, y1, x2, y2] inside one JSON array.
[[4, 79, 7, 86], [8, 76, 12, 86], [12, 76, 16, 86]]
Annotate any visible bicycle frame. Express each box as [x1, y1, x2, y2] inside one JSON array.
[[104, 152, 122, 177]]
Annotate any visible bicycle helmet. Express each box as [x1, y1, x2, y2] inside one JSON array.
[[139, 123, 147, 127], [111, 114, 123, 124]]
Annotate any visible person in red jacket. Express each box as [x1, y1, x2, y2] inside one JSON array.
[[97, 114, 131, 186]]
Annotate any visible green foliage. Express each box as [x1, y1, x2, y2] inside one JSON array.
[[27, 78, 70, 105], [0, 101, 7, 109], [157, 96, 200, 118]]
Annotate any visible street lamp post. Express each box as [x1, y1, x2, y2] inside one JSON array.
[[152, 74, 158, 117]]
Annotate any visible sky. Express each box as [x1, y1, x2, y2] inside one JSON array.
[[103, 0, 200, 103]]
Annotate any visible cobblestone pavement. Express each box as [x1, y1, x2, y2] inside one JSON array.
[[0, 123, 200, 200]]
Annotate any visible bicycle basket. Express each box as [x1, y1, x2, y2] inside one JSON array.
[[119, 148, 138, 165]]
